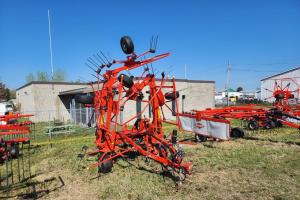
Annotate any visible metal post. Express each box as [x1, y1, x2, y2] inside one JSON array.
[[79, 106, 82, 125], [226, 60, 231, 106]]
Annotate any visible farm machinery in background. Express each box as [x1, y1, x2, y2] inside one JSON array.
[[0, 113, 33, 187], [179, 78, 300, 142], [76, 36, 192, 182]]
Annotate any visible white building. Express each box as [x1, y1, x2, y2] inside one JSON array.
[[261, 66, 300, 102], [16, 79, 215, 123]]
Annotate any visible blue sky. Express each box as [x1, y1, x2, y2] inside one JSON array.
[[0, 0, 300, 91]]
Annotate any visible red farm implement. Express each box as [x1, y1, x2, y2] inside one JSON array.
[[76, 36, 192, 181], [179, 78, 300, 142], [0, 113, 33, 187]]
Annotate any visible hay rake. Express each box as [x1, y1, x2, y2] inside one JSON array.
[[179, 78, 300, 142], [0, 113, 33, 188], [77, 36, 192, 181]]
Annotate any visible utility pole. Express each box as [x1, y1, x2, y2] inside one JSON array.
[[225, 60, 231, 106], [48, 9, 54, 81], [184, 64, 187, 79]]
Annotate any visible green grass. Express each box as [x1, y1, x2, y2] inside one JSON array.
[[1, 123, 300, 199]]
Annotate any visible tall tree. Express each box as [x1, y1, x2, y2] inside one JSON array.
[[26, 73, 35, 83], [0, 82, 10, 101], [0, 82, 6, 101], [53, 69, 66, 81], [36, 71, 50, 81], [9, 89, 16, 99], [237, 87, 243, 92]]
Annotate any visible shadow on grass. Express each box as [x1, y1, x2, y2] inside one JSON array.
[[243, 136, 300, 146], [0, 173, 65, 199]]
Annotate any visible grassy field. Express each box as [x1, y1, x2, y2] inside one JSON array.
[[1, 123, 300, 200]]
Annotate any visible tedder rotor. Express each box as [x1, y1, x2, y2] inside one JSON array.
[[76, 36, 192, 181]]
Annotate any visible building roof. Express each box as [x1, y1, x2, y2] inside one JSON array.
[[261, 66, 300, 81], [224, 88, 236, 92], [16, 81, 88, 91], [59, 87, 92, 95]]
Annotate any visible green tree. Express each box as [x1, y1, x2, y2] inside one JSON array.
[[5, 88, 10, 100], [9, 89, 16, 99], [0, 82, 11, 101], [36, 71, 50, 81], [53, 69, 66, 81], [237, 87, 243, 92], [26, 73, 35, 83], [0, 82, 6, 101]]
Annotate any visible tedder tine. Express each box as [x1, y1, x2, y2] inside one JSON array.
[[17, 148, 20, 182], [21, 142, 25, 180], [5, 148, 9, 186], [28, 142, 31, 177], [10, 154, 13, 184]]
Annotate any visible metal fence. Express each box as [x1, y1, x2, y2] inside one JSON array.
[[21, 107, 96, 127]]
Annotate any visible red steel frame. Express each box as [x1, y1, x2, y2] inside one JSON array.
[[83, 47, 192, 176], [0, 113, 33, 162]]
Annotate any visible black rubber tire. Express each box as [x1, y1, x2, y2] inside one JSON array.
[[165, 91, 180, 100], [264, 120, 276, 129], [289, 94, 295, 99], [230, 127, 245, 138], [118, 74, 134, 88], [275, 93, 284, 99], [98, 153, 113, 174], [74, 94, 94, 104], [10, 143, 19, 159], [274, 120, 282, 127], [195, 134, 207, 142], [247, 120, 259, 130], [120, 36, 134, 54]]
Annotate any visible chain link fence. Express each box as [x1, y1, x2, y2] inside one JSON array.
[[21, 107, 96, 127]]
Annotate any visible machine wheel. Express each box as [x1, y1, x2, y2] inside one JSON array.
[[230, 127, 245, 138], [120, 36, 134, 54], [10, 143, 19, 159], [274, 120, 282, 127], [164, 91, 180, 100], [118, 74, 134, 88], [98, 153, 113, 174], [275, 93, 284, 99], [195, 134, 207, 142], [264, 120, 276, 129], [247, 120, 259, 130]]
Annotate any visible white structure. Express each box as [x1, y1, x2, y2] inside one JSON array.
[[261, 66, 300, 102], [17, 79, 215, 123], [221, 88, 242, 98]]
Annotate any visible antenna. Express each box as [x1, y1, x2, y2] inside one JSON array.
[[184, 64, 187, 79], [48, 9, 54, 81], [225, 60, 231, 106]]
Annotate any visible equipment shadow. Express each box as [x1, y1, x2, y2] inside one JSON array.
[[242, 136, 300, 146], [0, 173, 65, 199]]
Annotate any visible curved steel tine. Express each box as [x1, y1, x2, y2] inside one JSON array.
[[100, 51, 110, 64], [96, 53, 107, 64]]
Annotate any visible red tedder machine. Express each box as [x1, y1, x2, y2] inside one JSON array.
[[76, 36, 192, 181], [178, 78, 300, 142], [0, 113, 33, 187]]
